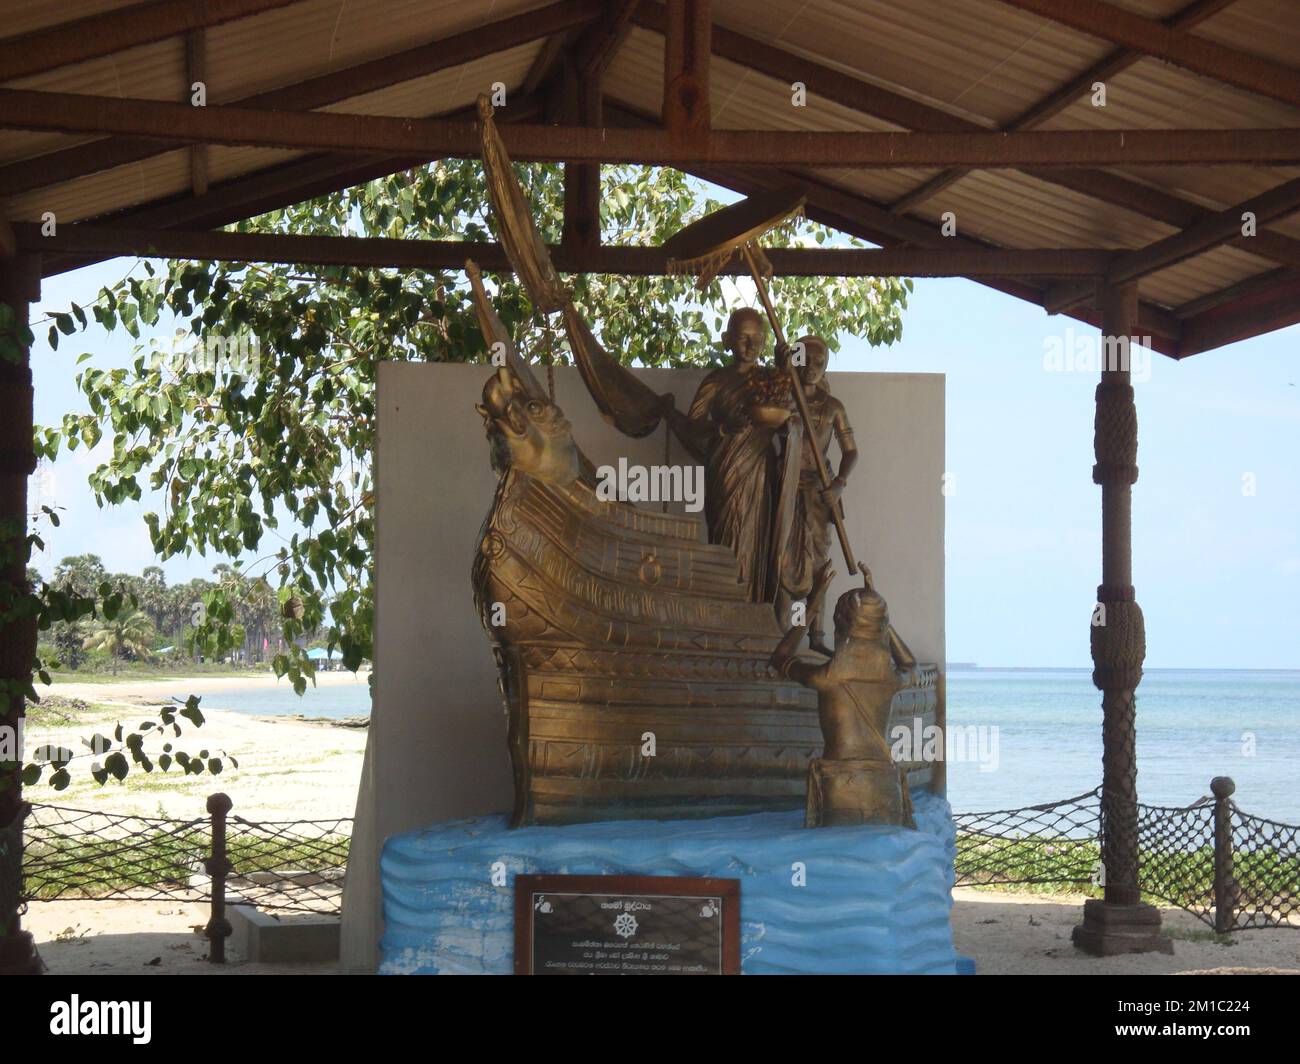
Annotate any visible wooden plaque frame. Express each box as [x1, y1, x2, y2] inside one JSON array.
[[514, 874, 741, 975]]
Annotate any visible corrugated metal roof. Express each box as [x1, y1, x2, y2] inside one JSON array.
[[1, 0, 1299, 352]]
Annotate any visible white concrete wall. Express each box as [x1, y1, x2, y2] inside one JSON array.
[[340, 361, 945, 971]]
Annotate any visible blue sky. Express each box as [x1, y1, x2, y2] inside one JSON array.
[[27, 254, 1300, 670]]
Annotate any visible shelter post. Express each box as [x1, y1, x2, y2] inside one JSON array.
[[0, 252, 40, 975], [1072, 279, 1171, 956]]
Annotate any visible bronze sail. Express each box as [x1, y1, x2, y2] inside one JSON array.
[[476, 95, 672, 439], [476, 96, 566, 315]]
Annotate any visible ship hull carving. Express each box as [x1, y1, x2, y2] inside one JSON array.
[[473, 466, 939, 827]]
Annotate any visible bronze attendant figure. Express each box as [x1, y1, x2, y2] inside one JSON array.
[[771, 565, 918, 829]]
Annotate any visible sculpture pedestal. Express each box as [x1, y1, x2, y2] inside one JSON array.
[[379, 791, 963, 975]]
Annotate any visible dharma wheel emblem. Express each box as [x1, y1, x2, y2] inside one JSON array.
[[639, 550, 662, 586], [613, 912, 638, 939]]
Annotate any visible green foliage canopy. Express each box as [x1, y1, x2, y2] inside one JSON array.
[[35, 161, 911, 700]]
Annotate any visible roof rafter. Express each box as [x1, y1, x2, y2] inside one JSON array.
[[0, 0, 603, 197], [629, 4, 1300, 281], [1179, 273, 1300, 356], [890, 0, 1239, 213], [1, 89, 1295, 166], [684, 160, 1181, 354], [26, 88, 1177, 349], [1045, 175, 1300, 313], [991, 0, 1300, 111], [11, 222, 1115, 277], [0, 0, 305, 81]]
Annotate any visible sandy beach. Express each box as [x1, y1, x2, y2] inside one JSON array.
[[47, 668, 371, 711], [19, 673, 1300, 976], [25, 675, 369, 820], [25, 888, 1299, 976]]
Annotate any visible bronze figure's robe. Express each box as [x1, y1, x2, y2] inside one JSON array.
[[688, 364, 784, 602]]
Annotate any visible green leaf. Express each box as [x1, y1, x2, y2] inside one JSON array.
[[104, 751, 129, 781]]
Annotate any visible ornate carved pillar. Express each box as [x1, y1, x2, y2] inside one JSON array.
[[0, 252, 40, 974], [1072, 280, 1171, 956]]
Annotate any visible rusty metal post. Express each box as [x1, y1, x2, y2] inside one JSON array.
[[1211, 776, 1236, 934], [204, 792, 233, 963]]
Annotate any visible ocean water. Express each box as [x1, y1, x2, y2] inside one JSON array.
[[191, 677, 372, 719], [943, 669, 1299, 823], [193, 668, 1300, 823]]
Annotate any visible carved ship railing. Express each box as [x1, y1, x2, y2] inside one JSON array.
[[473, 465, 940, 827]]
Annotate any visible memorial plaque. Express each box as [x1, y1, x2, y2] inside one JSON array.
[[514, 875, 740, 975]]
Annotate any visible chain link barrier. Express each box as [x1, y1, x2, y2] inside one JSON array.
[[955, 781, 1299, 932], [19, 780, 1297, 941], [22, 800, 350, 919]]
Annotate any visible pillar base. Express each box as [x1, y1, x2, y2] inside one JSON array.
[[1071, 898, 1173, 957], [0, 930, 42, 975]]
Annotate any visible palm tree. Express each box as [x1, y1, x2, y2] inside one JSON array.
[[82, 610, 156, 674]]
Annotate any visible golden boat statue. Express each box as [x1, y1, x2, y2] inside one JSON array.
[[467, 98, 940, 827]]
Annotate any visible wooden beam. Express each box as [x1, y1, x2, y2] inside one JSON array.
[[0, 0, 603, 197], [561, 3, 638, 249], [522, 34, 570, 98], [2, 90, 1296, 166], [992, 0, 1300, 110], [36, 98, 547, 278], [563, 71, 604, 249], [598, 101, 1184, 346], [1045, 174, 1300, 313], [635, 3, 974, 134], [1171, 266, 1291, 319], [662, 0, 711, 135], [630, 5, 1300, 279], [1178, 272, 1300, 356], [890, 0, 1238, 213], [11, 222, 1115, 277], [0, 216, 14, 259], [185, 30, 209, 198], [675, 159, 1181, 348], [574, 0, 641, 79], [0, 0, 305, 81]]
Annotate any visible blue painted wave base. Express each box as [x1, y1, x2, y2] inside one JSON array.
[[380, 791, 959, 975]]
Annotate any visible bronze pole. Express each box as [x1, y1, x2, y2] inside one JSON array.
[[739, 242, 856, 573], [739, 242, 916, 667]]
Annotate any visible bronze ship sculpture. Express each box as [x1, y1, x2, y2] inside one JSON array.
[[467, 98, 940, 827]]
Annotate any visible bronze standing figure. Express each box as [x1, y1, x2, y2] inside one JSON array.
[[774, 336, 857, 654], [673, 308, 794, 603]]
